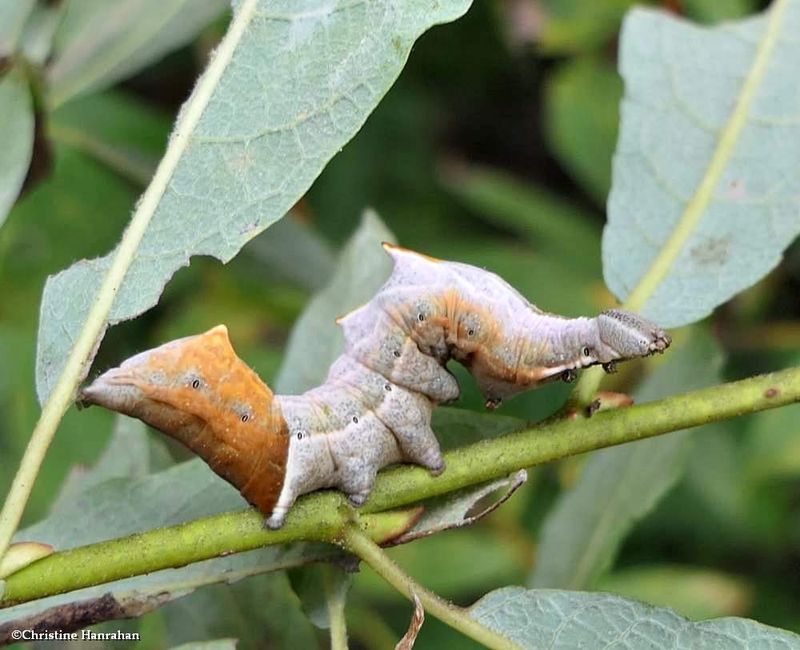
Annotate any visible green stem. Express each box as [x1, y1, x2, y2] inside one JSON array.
[[365, 365, 799, 513], [2, 365, 799, 607], [341, 525, 520, 650], [0, 0, 262, 566], [0, 499, 417, 606], [568, 365, 605, 412], [324, 566, 350, 650], [570, 0, 790, 409]]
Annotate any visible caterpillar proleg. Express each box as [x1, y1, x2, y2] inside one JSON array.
[[80, 244, 670, 528]]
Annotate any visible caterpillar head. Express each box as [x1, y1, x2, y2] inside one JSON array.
[[79, 325, 289, 516], [595, 310, 671, 365]]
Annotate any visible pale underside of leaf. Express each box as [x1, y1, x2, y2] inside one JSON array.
[[0, 0, 36, 56], [35, 0, 473, 403], [47, 0, 228, 108], [470, 588, 800, 649], [18, 2, 64, 65], [603, 1, 800, 327], [0, 69, 34, 230]]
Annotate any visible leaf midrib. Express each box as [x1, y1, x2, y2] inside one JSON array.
[[0, 0, 261, 565], [624, 0, 790, 312]]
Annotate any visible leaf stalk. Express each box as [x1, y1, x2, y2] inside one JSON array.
[[340, 524, 521, 650]]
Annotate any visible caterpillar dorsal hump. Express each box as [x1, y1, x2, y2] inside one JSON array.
[[81, 245, 670, 528]]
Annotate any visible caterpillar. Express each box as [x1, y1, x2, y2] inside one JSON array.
[[80, 244, 671, 528]]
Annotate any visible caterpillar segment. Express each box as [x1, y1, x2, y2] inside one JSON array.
[[81, 245, 670, 528], [79, 326, 289, 517]]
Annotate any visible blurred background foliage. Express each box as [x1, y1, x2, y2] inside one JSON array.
[[3, 0, 800, 648]]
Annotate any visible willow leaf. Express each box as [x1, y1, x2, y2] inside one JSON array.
[[471, 588, 800, 649], [0, 69, 34, 229], [604, 1, 800, 327], [35, 0, 472, 402]]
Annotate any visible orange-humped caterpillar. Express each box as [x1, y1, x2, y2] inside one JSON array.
[[80, 244, 671, 528]]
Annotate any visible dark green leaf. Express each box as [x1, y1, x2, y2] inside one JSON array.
[[545, 56, 621, 205]]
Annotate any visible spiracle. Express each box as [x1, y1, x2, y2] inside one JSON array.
[[80, 244, 671, 528]]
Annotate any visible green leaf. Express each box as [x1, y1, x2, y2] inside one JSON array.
[[0, 68, 34, 230], [744, 402, 800, 482], [683, 0, 758, 23], [16, 462, 242, 550], [169, 641, 238, 650], [49, 90, 172, 185], [356, 531, 523, 601], [47, 0, 228, 108], [604, 3, 800, 327], [0, 326, 115, 527], [50, 415, 172, 512], [544, 56, 622, 205], [289, 564, 351, 630], [598, 565, 753, 620], [0, 0, 35, 55], [35, 0, 473, 402], [242, 214, 335, 292], [531, 329, 724, 589], [274, 210, 396, 394], [469, 588, 800, 648], [441, 164, 601, 272], [431, 406, 524, 450], [18, 1, 64, 65], [159, 572, 317, 649], [537, 0, 638, 55], [682, 424, 748, 529]]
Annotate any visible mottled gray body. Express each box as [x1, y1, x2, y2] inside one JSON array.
[[266, 246, 670, 527], [270, 355, 441, 527]]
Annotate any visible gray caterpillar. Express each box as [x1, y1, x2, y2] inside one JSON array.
[[81, 244, 671, 528]]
